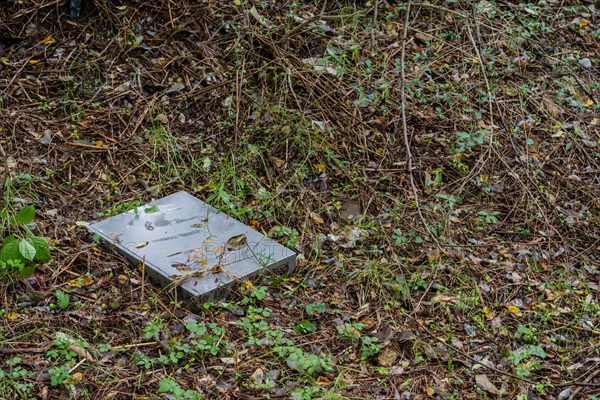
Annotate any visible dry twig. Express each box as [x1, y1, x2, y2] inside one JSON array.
[[0, 140, 8, 192]]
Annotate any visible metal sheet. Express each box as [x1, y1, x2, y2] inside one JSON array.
[[87, 191, 296, 301]]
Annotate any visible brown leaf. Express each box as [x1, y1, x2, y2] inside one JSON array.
[[339, 199, 361, 222], [431, 294, 456, 302], [422, 343, 447, 360], [310, 212, 324, 224], [226, 234, 247, 251], [398, 329, 417, 344], [187, 247, 207, 264], [69, 344, 95, 363], [475, 374, 499, 395], [249, 368, 263, 385], [376, 348, 398, 367]]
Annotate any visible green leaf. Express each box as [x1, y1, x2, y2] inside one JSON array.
[[55, 290, 70, 310], [2, 234, 17, 248], [527, 345, 547, 358], [508, 349, 529, 365], [15, 206, 36, 225], [293, 321, 317, 335], [1, 239, 22, 263], [158, 378, 178, 394], [144, 205, 160, 214], [18, 239, 36, 261], [29, 236, 51, 262]]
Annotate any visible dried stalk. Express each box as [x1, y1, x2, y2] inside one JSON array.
[[0, 140, 8, 192]]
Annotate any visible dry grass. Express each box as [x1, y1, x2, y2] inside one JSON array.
[[0, 1, 598, 399]]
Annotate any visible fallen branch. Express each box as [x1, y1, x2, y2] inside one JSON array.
[[0, 140, 8, 191]]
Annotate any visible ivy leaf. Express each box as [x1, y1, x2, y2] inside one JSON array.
[[15, 206, 36, 224], [18, 239, 37, 261]]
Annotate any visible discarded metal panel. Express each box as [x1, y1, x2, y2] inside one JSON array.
[[88, 191, 296, 302]]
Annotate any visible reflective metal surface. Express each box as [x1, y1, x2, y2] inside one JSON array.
[[88, 191, 296, 301]]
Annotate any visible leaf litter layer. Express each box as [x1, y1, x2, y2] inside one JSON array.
[[0, 0, 598, 399]]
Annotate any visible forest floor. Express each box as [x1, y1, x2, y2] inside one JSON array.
[[0, 1, 599, 399]]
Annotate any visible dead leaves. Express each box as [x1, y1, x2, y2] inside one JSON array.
[[376, 348, 398, 367], [187, 247, 207, 265], [475, 374, 500, 395], [225, 234, 247, 251], [506, 305, 523, 317]]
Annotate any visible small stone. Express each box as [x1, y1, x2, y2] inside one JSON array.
[[39, 129, 53, 145], [166, 82, 185, 93], [265, 369, 280, 381], [558, 388, 572, 400], [451, 337, 463, 349], [464, 324, 477, 336], [579, 58, 592, 69], [479, 282, 491, 292], [229, 304, 245, 317], [302, 277, 320, 289], [249, 368, 264, 385], [156, 113, 169, 124]]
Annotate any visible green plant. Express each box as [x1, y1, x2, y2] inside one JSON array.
[[44, 333, 92, 388], [291, 385, 323, 400], [515, 325, 538, 344], [0, 205, 51, 278], [55, 290, 70, 310], [392, 229, 423, 245], [48, 364, 71, 387], [184, 321, 228, 357], [97, 200, 142, 217], [0, 357, 35, 398], [46, 333, 90, 362], [337, 322, 364, 341], [453, 130, 488, 153], [477, 210, 500, 224], [282, 347, 334, 377], [293, 320, 317, 335], [250, 285, 268, 301], [271, 226, 299, 248], [158, 378, 203, 400], [142, 318, 164, 340], [507, 344, 547, 378], [360, 336, 381, 361], [305, 303, 326, 316], [436, 193, 463, 209]]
